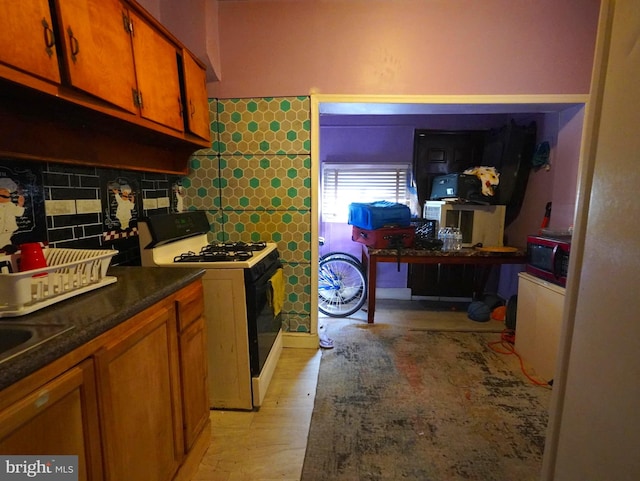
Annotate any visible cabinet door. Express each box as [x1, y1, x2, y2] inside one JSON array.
[[514, 273, 538, 368], [55, 0, 137, 113], [533, 280, 564, 380], [182, 52, 211, 141], [129, 10, 183, 131], [176, 281, 209, 449], [95, 305, 183, 481], [0, 359, 103, 481], [515, 273, 565, 381], [179, 316, 209, 450], [0, 0, 60, 83]]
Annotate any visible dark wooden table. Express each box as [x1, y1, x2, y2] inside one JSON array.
[[361, 246, 526, 323]]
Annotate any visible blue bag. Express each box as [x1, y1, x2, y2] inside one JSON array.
[[348, 201, 411, 230]]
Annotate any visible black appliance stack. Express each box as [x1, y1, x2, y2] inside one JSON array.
[[413, 120, 537, 227]]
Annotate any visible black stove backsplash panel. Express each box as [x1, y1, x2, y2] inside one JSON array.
[[144, 210, 211, 248]]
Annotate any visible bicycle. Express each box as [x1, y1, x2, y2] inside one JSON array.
[[318, 240, 367, 318]]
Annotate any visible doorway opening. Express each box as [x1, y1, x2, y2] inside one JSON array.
[[310, 94, 587, 336]]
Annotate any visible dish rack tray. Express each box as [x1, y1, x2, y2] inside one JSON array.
[[0, 248, 118, 318]]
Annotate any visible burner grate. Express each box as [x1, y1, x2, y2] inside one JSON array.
[[205, 241, 267, 252], [173, 248, 254, 263]]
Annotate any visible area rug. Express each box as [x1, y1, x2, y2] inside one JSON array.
[[301, 324, 551, 481]]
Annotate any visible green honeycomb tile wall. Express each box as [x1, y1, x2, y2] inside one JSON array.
[[181, 155, 221, 209], [184, 97, 312, 333], [221, 155, 311, 211], [218, 97, 311, 154], [222, 211, 311, 263]]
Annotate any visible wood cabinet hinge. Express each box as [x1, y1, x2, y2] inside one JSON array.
[[132, 89, 143, 108], [122, 11, 133, 34]]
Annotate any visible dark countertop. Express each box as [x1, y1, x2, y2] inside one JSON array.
[[0, 266, 205, 392]]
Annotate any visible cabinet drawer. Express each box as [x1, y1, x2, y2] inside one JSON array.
[[176, 281, 205, 331]]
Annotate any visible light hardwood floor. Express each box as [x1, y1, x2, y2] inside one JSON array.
[[192, 346, 322, 481], [192, 301, 502, 481]]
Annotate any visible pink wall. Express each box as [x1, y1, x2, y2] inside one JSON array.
[[505, 107, 584, 245], [211, 0, 600, 98], [138, 0, 222, 81], [552, 106, 584, 229]]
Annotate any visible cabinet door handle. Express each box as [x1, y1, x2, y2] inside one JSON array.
[[67, 27, 80, 63], [41, 18, 55, 58], [190, 100, 196, 118]]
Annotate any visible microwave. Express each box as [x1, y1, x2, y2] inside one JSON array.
[[423, 201, 506, 247], [526, 235, 571, 287]]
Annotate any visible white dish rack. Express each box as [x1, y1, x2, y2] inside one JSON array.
[[0, 248, 118, 318]]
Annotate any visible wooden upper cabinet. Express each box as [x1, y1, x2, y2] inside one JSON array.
[[55, 0, 137, 114], [129, 10, 183, 132], [183, 52, 211, 141], [0, 0, 210, 173], [0, 0, 61, 83]]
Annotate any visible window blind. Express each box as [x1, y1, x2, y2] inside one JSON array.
[[321, 163, 410, 222]]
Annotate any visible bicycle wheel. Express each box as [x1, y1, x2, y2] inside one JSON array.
[[319, 258, 365, 305], [319, 251, 362, 267], [318, 257, 367, 317]]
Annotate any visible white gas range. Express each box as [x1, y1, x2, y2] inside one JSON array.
[[138, 211, 283, 410]]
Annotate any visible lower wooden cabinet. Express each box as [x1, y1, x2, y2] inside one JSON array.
[[178, 316, 209, 450], [0, 279, 209, 481], [95, 304, 183, 481], [175, 281, 210, 451], [0, 359, 103, 481]]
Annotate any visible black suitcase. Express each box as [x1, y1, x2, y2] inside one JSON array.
[[429, 174, 484, 203]]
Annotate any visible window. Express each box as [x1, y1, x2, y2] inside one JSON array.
[[321, 163, 411, 222]]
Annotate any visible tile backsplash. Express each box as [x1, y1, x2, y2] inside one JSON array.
[[0, 158, 182, 266]]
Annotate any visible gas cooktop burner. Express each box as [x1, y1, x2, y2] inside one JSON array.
[[205, 241, 267, 252], [173, 250, 253, 263]]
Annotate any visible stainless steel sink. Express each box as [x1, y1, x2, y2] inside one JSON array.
[[0, 324, 74, 365]]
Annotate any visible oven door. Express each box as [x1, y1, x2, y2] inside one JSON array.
[[246, 262, 283, 376]]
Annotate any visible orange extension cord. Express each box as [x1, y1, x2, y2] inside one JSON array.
[[488, 330, 553, 389]]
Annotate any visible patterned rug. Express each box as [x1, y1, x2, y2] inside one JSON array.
[[301, 323, 551, 481]]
